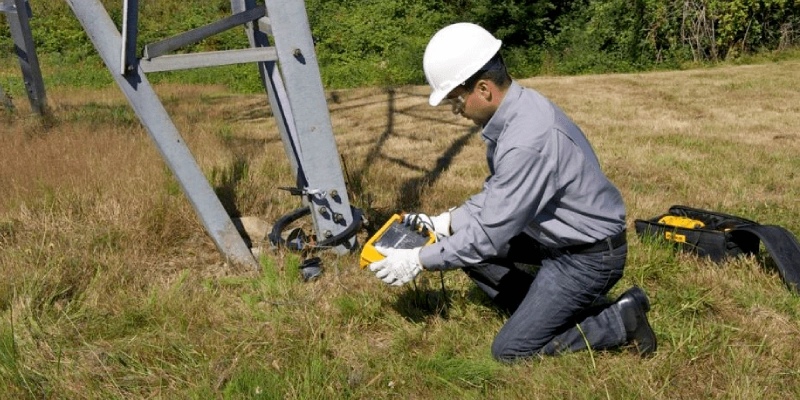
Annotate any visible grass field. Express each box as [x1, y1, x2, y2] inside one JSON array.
[[1, 57, 800, 398]]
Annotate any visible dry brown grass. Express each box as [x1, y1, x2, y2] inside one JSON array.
[[1, 59, 800, 398]]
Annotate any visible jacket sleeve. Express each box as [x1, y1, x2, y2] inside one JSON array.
[[419, 145, 559, 270]]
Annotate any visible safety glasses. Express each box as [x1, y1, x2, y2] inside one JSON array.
[[444, 93, 466, 115]]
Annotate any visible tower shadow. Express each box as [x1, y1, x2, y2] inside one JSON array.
[[395, 128, 476, 210], [344, 87, 478, 220]]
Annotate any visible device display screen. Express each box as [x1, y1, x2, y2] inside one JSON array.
[[374, 221, 431, 249]]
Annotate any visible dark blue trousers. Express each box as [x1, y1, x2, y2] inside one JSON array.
[[462, 234, 628, 361]]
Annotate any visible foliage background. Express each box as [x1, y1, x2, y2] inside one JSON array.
[[1, 0, 799, 89]]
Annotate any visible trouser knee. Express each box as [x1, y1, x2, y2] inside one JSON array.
[[491, 335, 544, 362]]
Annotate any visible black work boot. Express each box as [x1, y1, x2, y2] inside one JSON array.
[[613, 286, 657, 357]]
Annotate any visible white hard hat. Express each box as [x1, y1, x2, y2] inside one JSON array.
[[423, 23, 502, 106]]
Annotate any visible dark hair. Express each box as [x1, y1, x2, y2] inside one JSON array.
[[462, 53, 511, 92]]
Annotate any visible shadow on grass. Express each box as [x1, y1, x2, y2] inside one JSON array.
[[346, 87, 480, 227], [390, 280, 508, 324], [395, 128, 477, 211], [392, 285, 452, 322], [213, 157, 248, 217]]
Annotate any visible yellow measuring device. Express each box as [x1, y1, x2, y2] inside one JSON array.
[[359, 214, 436, 268], [658, 215, 706, 229]]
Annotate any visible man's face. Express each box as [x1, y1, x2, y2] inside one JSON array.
[[443, 82, 492, 126]]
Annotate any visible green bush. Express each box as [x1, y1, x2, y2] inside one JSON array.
[[307, 0, 450, 88], [1, 0, 798, 90]]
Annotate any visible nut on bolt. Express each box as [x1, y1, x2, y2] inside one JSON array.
[[318, 206, 329, 215], [323, 230, 333, 238], [333, 213, 344, 223]]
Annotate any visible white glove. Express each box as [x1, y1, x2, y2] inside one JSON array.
[[368, 246, 423, 287], [403, 211, 451, 238], [429, 211, 452, 237]]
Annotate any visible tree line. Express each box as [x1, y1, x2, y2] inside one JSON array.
[[307, 0, 799, 86], [1, 0, 798, 89]]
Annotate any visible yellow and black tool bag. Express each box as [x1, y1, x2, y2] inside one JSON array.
[[635, 205, 800, 292]]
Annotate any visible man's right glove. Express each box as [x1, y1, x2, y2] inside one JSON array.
[[402, 211, 451, 238], [368, 246, 423, 287]]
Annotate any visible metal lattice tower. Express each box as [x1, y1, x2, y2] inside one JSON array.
[[3, 0, 360, 269]]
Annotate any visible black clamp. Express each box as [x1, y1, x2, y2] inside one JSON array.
[[268, 205, 363, 251]]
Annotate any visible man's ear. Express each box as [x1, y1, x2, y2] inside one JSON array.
[[477, 80, 492, 102]]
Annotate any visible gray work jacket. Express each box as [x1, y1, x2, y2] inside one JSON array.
[[419, 81, 626, 271]]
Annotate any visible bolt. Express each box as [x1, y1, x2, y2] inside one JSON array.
[[293, 48, 302, 57], [324, 230, 333, 238], [318, 206, 329, 215], [329, 189, 338, 198], [333, 213, 344, 223]]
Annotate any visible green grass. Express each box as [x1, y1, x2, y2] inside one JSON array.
[[2, 56, 800, 399]]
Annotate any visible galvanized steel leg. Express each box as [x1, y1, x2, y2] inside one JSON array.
[[3, 0, 46, 115], [262, 0, 358, 253], [65, 0, 259, 269], [230, 0, 305, 187], [120, 0, 138, 76]]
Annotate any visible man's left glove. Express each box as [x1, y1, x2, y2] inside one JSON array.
[[368, 246, 423, 287], [402, 211, 452, 238]]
